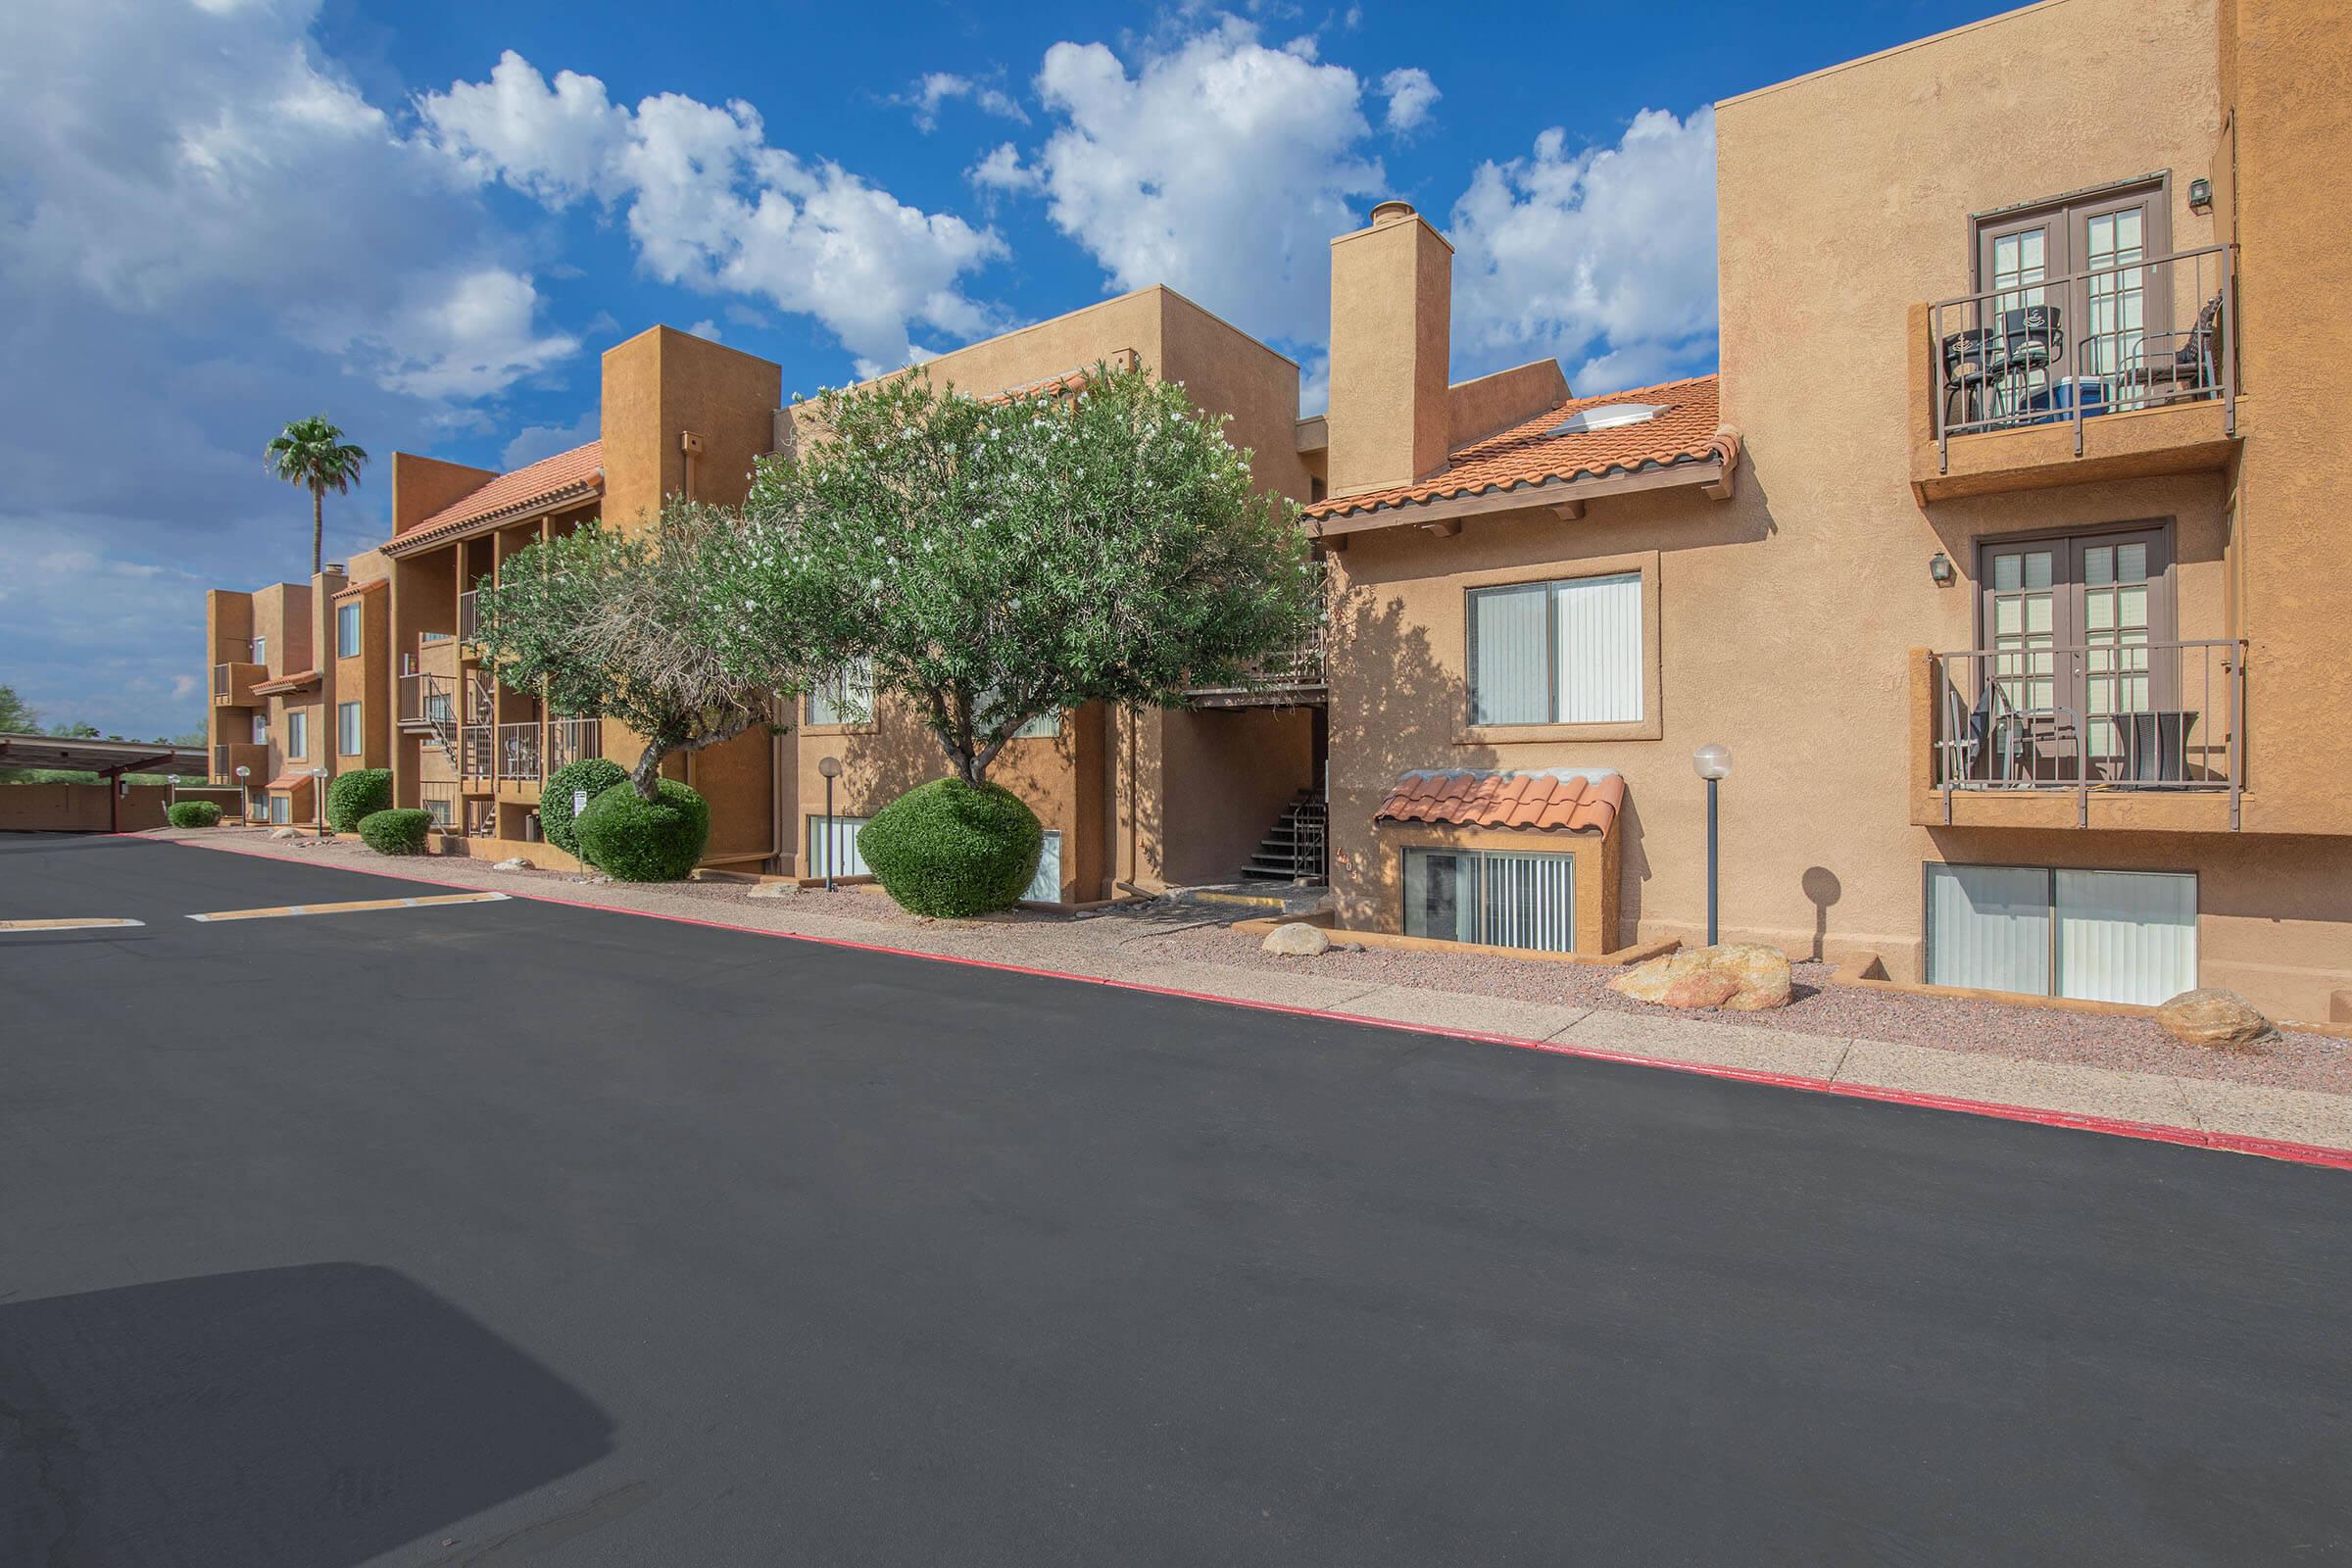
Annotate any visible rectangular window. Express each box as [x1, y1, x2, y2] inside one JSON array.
[[1926, 863, 2195, 1005], [1467, 572, 1642, 726], [807, 813, 870, 879], [977, 682, 1060, 740], [1024, 830, 1063, 903], [269, 795, 290, 825], [286, 710, 309, 758], [1401, 846, 1575, 954], [252, 714, 268, 746], [337, 701, 362, 757], [337, 601, 362, 659], [806, 660, 874, 726], [253, 634, 267, 665]]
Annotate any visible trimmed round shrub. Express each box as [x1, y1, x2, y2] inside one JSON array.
[[325, 767, 393, 834], [858, 778, 1043, 918], [358, 808, 433, 856], [541, 756, 628, 859], [166, 800, 221, 829], [574, 778, 709, 882]]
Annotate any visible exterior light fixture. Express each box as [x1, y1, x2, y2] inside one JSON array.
[[1691, 745, 1733, 947], [311, 765, 330, 838], [2188, 177, 2213, 213], [1929, 551, 1955, 586], [817, 755, 844, 890]]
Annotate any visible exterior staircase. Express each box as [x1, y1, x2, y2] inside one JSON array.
[[1238, 792, 1328, 884]]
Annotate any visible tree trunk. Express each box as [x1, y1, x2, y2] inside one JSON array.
[[311, 485, 324, 577], [630, 740, 667, 801]]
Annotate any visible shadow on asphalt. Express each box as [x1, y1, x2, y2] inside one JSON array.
[[0, 1262, 612, 1566]]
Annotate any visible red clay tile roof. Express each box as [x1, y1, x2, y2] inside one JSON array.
[[251, 669, 320, 695], [265, 769, 317, 792], [1375, 768, 1625, 835], [1306, 374, 1725, 521], [394, 440, 604, 548], [331, 576, 389, 598]]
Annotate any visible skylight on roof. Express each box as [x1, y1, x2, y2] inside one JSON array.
[[1544, 402, 1666, 437]]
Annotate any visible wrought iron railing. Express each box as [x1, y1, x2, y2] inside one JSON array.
[[419, 781, 460, 827], [1929, 638, 2243, 827], [1930, 246, 2233, 468], [397, 673, 455, 726], [497, 722, 541, 781], [546, 717, 601, 773], [461, 724, 494, 780], [458, 589, 480, 644]]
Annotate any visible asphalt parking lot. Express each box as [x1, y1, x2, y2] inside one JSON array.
[[5, 831, 2350, 1566]]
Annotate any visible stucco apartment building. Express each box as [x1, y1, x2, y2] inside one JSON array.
[[1307, 0, 2351, 1021], [205, 554, 391, 825]]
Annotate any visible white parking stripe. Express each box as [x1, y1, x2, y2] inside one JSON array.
[[185, 892, 510, 923], [0, 917, 146, 932]]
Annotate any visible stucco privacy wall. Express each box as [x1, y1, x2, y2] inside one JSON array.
[[0, 784, 174, 834]]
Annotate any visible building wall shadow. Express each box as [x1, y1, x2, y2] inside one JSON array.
[[0, 1262, 613, 1568]]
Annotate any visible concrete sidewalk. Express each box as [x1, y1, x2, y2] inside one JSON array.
[[140, 829, 2352, 1165]]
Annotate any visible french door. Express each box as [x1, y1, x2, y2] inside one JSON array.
[[1978, 527, 2174, 779], [1974, 183, 2170, 411]]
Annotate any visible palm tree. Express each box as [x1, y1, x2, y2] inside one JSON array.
[[265, 416, 369, 576]]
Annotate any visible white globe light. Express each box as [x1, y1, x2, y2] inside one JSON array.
[[1692, 744, 1733, 781]]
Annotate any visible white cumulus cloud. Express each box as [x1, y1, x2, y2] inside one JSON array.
[[418, 53, 1006, 376], [1006, 16, 1387, 349], [1448, 108, 1719, 391], [896, 72, 1029, 132], [1379, 68, 1439, 134]]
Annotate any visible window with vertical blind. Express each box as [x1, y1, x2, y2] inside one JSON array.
[[807, 813, 870, 878], [1402, 847, 1576, 954], [806, 660, 873, 726], [1025, 831, 1062, 903], [1467, 572, 1642, 726], [337, 702, 362, 757], [286, 710, 308, 759], [1926, 862, 2195, 1005], [337, 600, 362, 658]]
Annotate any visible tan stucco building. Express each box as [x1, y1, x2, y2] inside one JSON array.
[[194, 0, 2348, 1023], [1307, 0, 2352, 1022]]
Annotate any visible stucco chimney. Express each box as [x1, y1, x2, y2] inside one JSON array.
[[1326, 199, 1452, 497]]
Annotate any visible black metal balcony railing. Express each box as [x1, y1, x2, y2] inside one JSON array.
[[461, 724, 494, 780], [497, 722, 541, 781], [419, 781, 460, 827], [458, 589, 480, 645], [1929, 246, 2234, 469], [546, 717, 601, 773], [1930, 638, 2243, 827]]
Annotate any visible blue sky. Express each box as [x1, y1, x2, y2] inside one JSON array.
[[0, 0, 2008, 739]]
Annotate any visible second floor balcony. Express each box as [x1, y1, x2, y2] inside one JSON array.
[[211, 661, 266, 708], [1909, 247, 2238, 503], [1909, 639, 2243, 832]]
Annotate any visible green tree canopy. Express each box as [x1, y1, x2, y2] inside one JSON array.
[[717, 360, 1320, 785], [266, 415, 368, 576], [470, 503, 823, 800]]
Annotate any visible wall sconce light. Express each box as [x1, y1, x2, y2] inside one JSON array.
[[2188, 177, 2213, 214], [1929, 551, 1955, 586]]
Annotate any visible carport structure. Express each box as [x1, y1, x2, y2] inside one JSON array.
[[0, 733, 209, 832]]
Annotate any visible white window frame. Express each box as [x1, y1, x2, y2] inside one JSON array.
[[252, 714, 268, 746], [806, 660, 874, 727], [337, 701, 362, 757], [1400, 845, 1577, 955], [1925, 862, 2196, 1005], [253, 634, 267, 665], [286, 709, 309, 759], [1024, 830, 1063, 903], [1466, 570, 1644, 728], [336, 600, 362, 659], [807, 813, 871, 879]]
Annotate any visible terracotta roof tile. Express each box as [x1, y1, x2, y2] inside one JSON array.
[[251, 668, 320, 695], [265, 769, 316, 792], [1305, 375, 1725, 521], [394, 440, 605, 549], [1374, 768, 1623, 837]]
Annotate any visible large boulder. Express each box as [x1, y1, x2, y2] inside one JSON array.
[[1261, 922, 1332, 958], [2155, 988, 2278, 1050], [1610, 943, 1791, 1011]]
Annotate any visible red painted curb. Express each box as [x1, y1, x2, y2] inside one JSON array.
[[145, 833, 2352, 1173]]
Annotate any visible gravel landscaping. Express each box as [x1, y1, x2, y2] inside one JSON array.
[[152, 826, 2352, 1101]]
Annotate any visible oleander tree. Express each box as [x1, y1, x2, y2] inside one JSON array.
[[712, 359, 1321, 787], [469, 503, 823, 801]]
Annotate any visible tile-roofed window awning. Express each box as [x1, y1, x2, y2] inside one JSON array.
[[1306, 375, 1738, 535], [331, 576, 390, 599], [265, 769, 318, 792], [251, 669, 321, 696], [387, 440, 605, 557], [1375, 768, 1625, 835]]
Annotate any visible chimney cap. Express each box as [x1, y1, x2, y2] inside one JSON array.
[[1370, 199, 1417, 224]]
